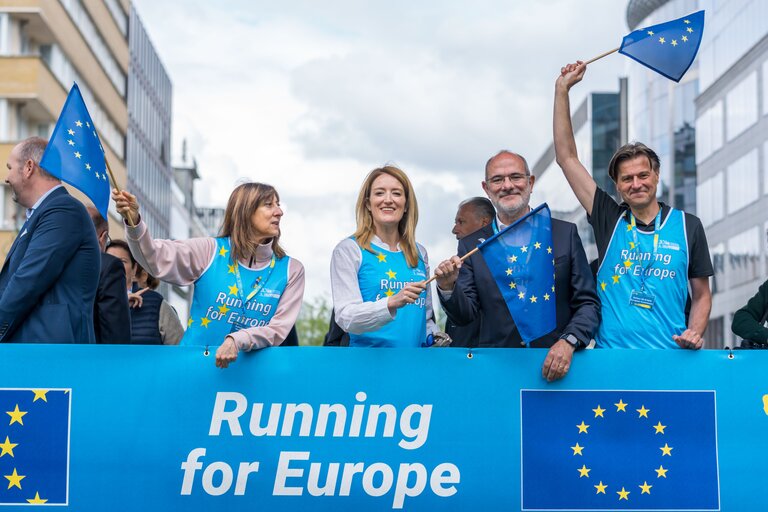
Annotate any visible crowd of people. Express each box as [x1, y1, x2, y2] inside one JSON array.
[[2, 61, 766, 379]]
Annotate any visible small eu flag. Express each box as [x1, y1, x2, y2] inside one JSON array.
[[619, 10, 705, 82], [40, 83, 111, 218], [520, 390, 719, 511], [0, 389, 70, 505], [477, 204, 556, 344]]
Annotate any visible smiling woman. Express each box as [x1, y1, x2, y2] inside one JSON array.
[[330, 166, 438, 348], [112, 182, 306, 368]]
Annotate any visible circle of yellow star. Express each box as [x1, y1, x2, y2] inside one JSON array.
[[655, 465, 668, 478], [571, 442, 584, 456], [200, 317, 211, 328], [576, 421, 589, 434], [509, 255, 518, 263], [520, 245, 528, 253], [637, 405, 650, 418], [615, 399, 628, 412], [617, 487, 630, 500], [227, 264, 236, 274], [518, 291, 525, 300], [534, 242, 541, 249], [660, 443, 673, 456], [509, 281, 516, 289], [623, 259, 633, 268], [600, 281, 607, 291], [529, 295, 537, 303], [218, 246, 228, 257], [6, 405, 26, 426], [612, 274, 621, 284], [187, 318, 194, 327], [639, 481, 652, 494], [376, 253, 386, 263], [386, 269, 397, 279], [0, 436, 17, 457], [543, 293, 550, 301], [653, 421, 667, 434], [32, 390, 48, 402], [228, 284, 239, 295], [595, 481, 607, 494], [27, 492, 47, 504], [577, 464, 591, 478], [217, 304, 230, 315], [592, 405, 605, 418], [505, 268, 513, 276], [547, 246, 552, 254], [385, 289, 395, 297], [4, 468, 25, 490]]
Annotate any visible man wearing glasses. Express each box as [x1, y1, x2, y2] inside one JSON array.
[[434, 150, 600, 381]]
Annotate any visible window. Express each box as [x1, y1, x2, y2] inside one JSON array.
[[728, 227, 760, 287], [696, 172, 724, 227], [695, 101, 723, 163], [726, 71, 758, 141], [727, 150, 758, 214]]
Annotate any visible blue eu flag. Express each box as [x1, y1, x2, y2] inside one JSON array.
[[40, 83, 111, 218], [521, 390, 719, 511], [0, 389, 70, 505], [478, 204, 556, 344], [619, 10, 705, 82]]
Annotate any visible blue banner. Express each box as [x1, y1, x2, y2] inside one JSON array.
[[0, 345, 766, 510]]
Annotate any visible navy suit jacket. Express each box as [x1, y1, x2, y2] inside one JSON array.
[[94, 252, 132, 344], [439, 219, 600, 348], [0, 187, 100, 343]]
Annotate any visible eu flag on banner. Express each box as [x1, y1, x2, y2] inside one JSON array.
[[0, 389, 70, 505], [520, 390, 719, 511], [619, 10, 705, 82], [477, 204, 556, 344], [40, 83, 110, 218]]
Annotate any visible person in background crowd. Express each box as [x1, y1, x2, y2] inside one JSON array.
[[88, 207, 131, 343], [112, 182, 305, 367], [131, 264, 184, 345], [330, 165, 440, 347], [0, 137, 99, 343], [445, 197, 495, 347]]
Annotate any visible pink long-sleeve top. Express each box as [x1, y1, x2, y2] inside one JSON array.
[[125, 221, 305, 351]]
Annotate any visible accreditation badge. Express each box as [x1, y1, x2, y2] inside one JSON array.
[[629, 289, 655, 310]]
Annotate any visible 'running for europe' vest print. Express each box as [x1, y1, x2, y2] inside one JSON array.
[[350, 242, 427, 348], [182, 238, 290, 346], [595, 209, 688, 349]]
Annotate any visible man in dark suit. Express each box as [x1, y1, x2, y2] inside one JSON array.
[[445, 197, 495, 347], [88, 206, 131, 344], [435, 150, 600, 381], [0, 137, 100, 343]]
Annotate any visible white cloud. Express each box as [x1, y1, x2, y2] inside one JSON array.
[[133, 0, 629, 300]]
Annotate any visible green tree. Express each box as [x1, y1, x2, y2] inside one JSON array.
[[295, 295, 332, 346]]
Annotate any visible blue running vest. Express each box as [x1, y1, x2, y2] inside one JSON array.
[[182, 238, 290, 346], [349, 242, 428, 348], [595, 209, 689, 348]]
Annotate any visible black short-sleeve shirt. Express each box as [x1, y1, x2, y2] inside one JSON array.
[[588, 187, 713, 279]]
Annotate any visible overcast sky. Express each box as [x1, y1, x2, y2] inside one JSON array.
[[131, 0, 628, 300]]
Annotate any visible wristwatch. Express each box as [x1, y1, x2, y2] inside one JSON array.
[[562, 334, 584, 350]]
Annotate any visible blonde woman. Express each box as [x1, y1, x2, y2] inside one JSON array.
[[331, 166, 437, 347], [112, 183, 305, 367]]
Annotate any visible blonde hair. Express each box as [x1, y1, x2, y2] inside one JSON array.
[[353, 166, 420, 268], [219, 182, 285, 262]]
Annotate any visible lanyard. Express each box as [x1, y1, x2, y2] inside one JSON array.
[[628, 208, 662, 290], [233, 254, 277, 315]]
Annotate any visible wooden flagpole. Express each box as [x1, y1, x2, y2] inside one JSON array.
[[424, 246, 480, 286], [584, 47, 620, 65]]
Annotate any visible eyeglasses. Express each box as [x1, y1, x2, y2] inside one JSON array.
[[486, 173, 530, 187]]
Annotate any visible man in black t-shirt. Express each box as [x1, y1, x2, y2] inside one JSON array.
[[553, 61, 712, 350]]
